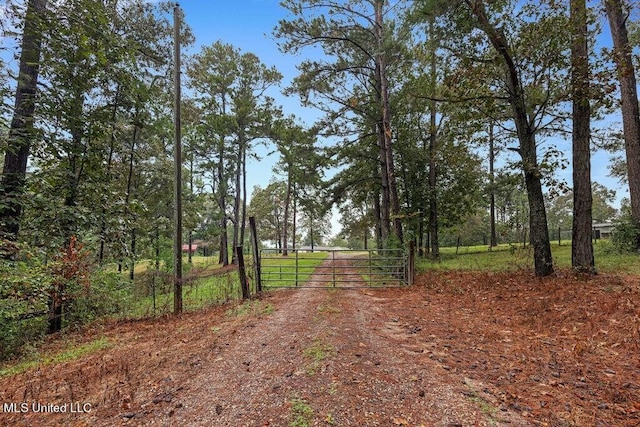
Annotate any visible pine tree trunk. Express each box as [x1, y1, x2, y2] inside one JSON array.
[[283, 175, 292, 256], [428, 17, 439, 259], [604, 0, 640, 248], [240, 144, 247, 250], [489, 124, 498, 248], [99, 88, 120, 264], [375, 0, 402, 245], [375, 110, 390, 244], [0, 0, 48, 242], [471, 2, 554, 276], [372, 188, 383, 250], [571, 0, 595, 272], [231, 137, 243, 264], [217, 138, 229, 266]]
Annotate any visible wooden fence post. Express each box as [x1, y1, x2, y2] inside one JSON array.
[[249, 216, 262, 293], [408, 241, 416, 286], [236, 245, 250, 300]]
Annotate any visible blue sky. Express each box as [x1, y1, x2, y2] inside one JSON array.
[[176, 0, 326, 198], [0, 0, 630, 231], [176, 0, 630, 215]]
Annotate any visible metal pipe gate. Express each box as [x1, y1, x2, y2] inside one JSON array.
[[259, 248, 410, 288]]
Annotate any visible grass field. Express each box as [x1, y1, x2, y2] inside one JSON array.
[[259, 251, 328, 287], [418, 240, 640, 275], [113, 255, 244, 318], [123, 270, 242, 318]]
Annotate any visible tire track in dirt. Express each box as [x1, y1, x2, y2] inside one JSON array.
[[139, 253, 530, 426], [0, 254, 531, 426]]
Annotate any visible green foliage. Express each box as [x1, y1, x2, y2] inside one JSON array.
[[0, 337, 110, 378], [610, 214, 640, 253], [248, 181, 288, 245], [0, 239, 130, 360], [418, 241, 640, 275], [0, 252, 51, 361], [62, 270, 131, 329]]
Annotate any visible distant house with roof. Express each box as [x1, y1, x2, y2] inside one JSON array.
[[593, 223, 615, 239]]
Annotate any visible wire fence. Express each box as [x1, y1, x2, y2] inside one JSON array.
[[0, 255, 253, 361]]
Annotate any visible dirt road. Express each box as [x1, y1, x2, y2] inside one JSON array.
[[0, 255, 530, 426]]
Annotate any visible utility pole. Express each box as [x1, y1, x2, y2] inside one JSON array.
[[173, 3, 183, 313]]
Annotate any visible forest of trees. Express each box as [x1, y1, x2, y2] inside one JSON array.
[[1, 0, 639, 338]]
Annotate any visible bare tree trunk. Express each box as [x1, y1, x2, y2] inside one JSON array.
[[292, 184, 297, 250], [217, 137, 229, 266], [231, 138, 242, 264], [604, 0, 640, 249], [60, 91, 85, 244], [428, 17, 439, 259], [129, 229, 136, 282], [99, 87, 120, 264], [571, 0, 595, 272], [240, 143, 247, 250], [372, 189, 383, 250], [375, 0, 402, 245], [283, 174, 292, 256], [489, 124, 497, 248], [375, 117, 390, 243], [0, 0, 48, 242], [470, 1, 554, 276], [188, 155, 194, 264], [125, 119, 140, 280]]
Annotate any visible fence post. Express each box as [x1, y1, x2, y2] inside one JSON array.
[[295, 249, 299, 286], [408, 241, 415, 286], [249, 216, 262, 293], [558, 226, 561, 246], [236, 245, 250, 300], [332, 250, 336, 287]]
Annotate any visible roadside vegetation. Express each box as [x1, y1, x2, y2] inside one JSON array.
[[418, 240, 640, 275], [0, 245, 243, 363]]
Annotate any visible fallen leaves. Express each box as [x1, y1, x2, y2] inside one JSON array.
[[410, 270, 640, 426]]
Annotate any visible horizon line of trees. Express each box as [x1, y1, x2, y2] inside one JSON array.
[[0, 0, 639, 285]]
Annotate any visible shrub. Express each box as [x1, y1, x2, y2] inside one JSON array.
[[0, 238, 132, 360], [63, 270, 131, 329], [610, 215, 640, 253], [0, 257, 51, 361]]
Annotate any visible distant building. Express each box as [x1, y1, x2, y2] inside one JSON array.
[[181, 244, 198, 253], [593, 223, 615, 239]]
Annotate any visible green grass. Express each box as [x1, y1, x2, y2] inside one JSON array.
[[122, 255, 222, 276], [0, 337, 110, 378], [302, 338, 335, 375], [225, 299, 275, 317], [289, 397, 314, 427], [464, 391, 499, 425], [418, 240, 640, 274], [343, 250, 406, 287], [303, 338, 335, 362], [124, 270, 242, 318], [260, 251, 328, 287]]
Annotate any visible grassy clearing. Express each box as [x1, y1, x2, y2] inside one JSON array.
[[260, 252, 328, 287], [0, 337, 110, 378], [418, 240, 640, 275], [133, 255, 221, 276]]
